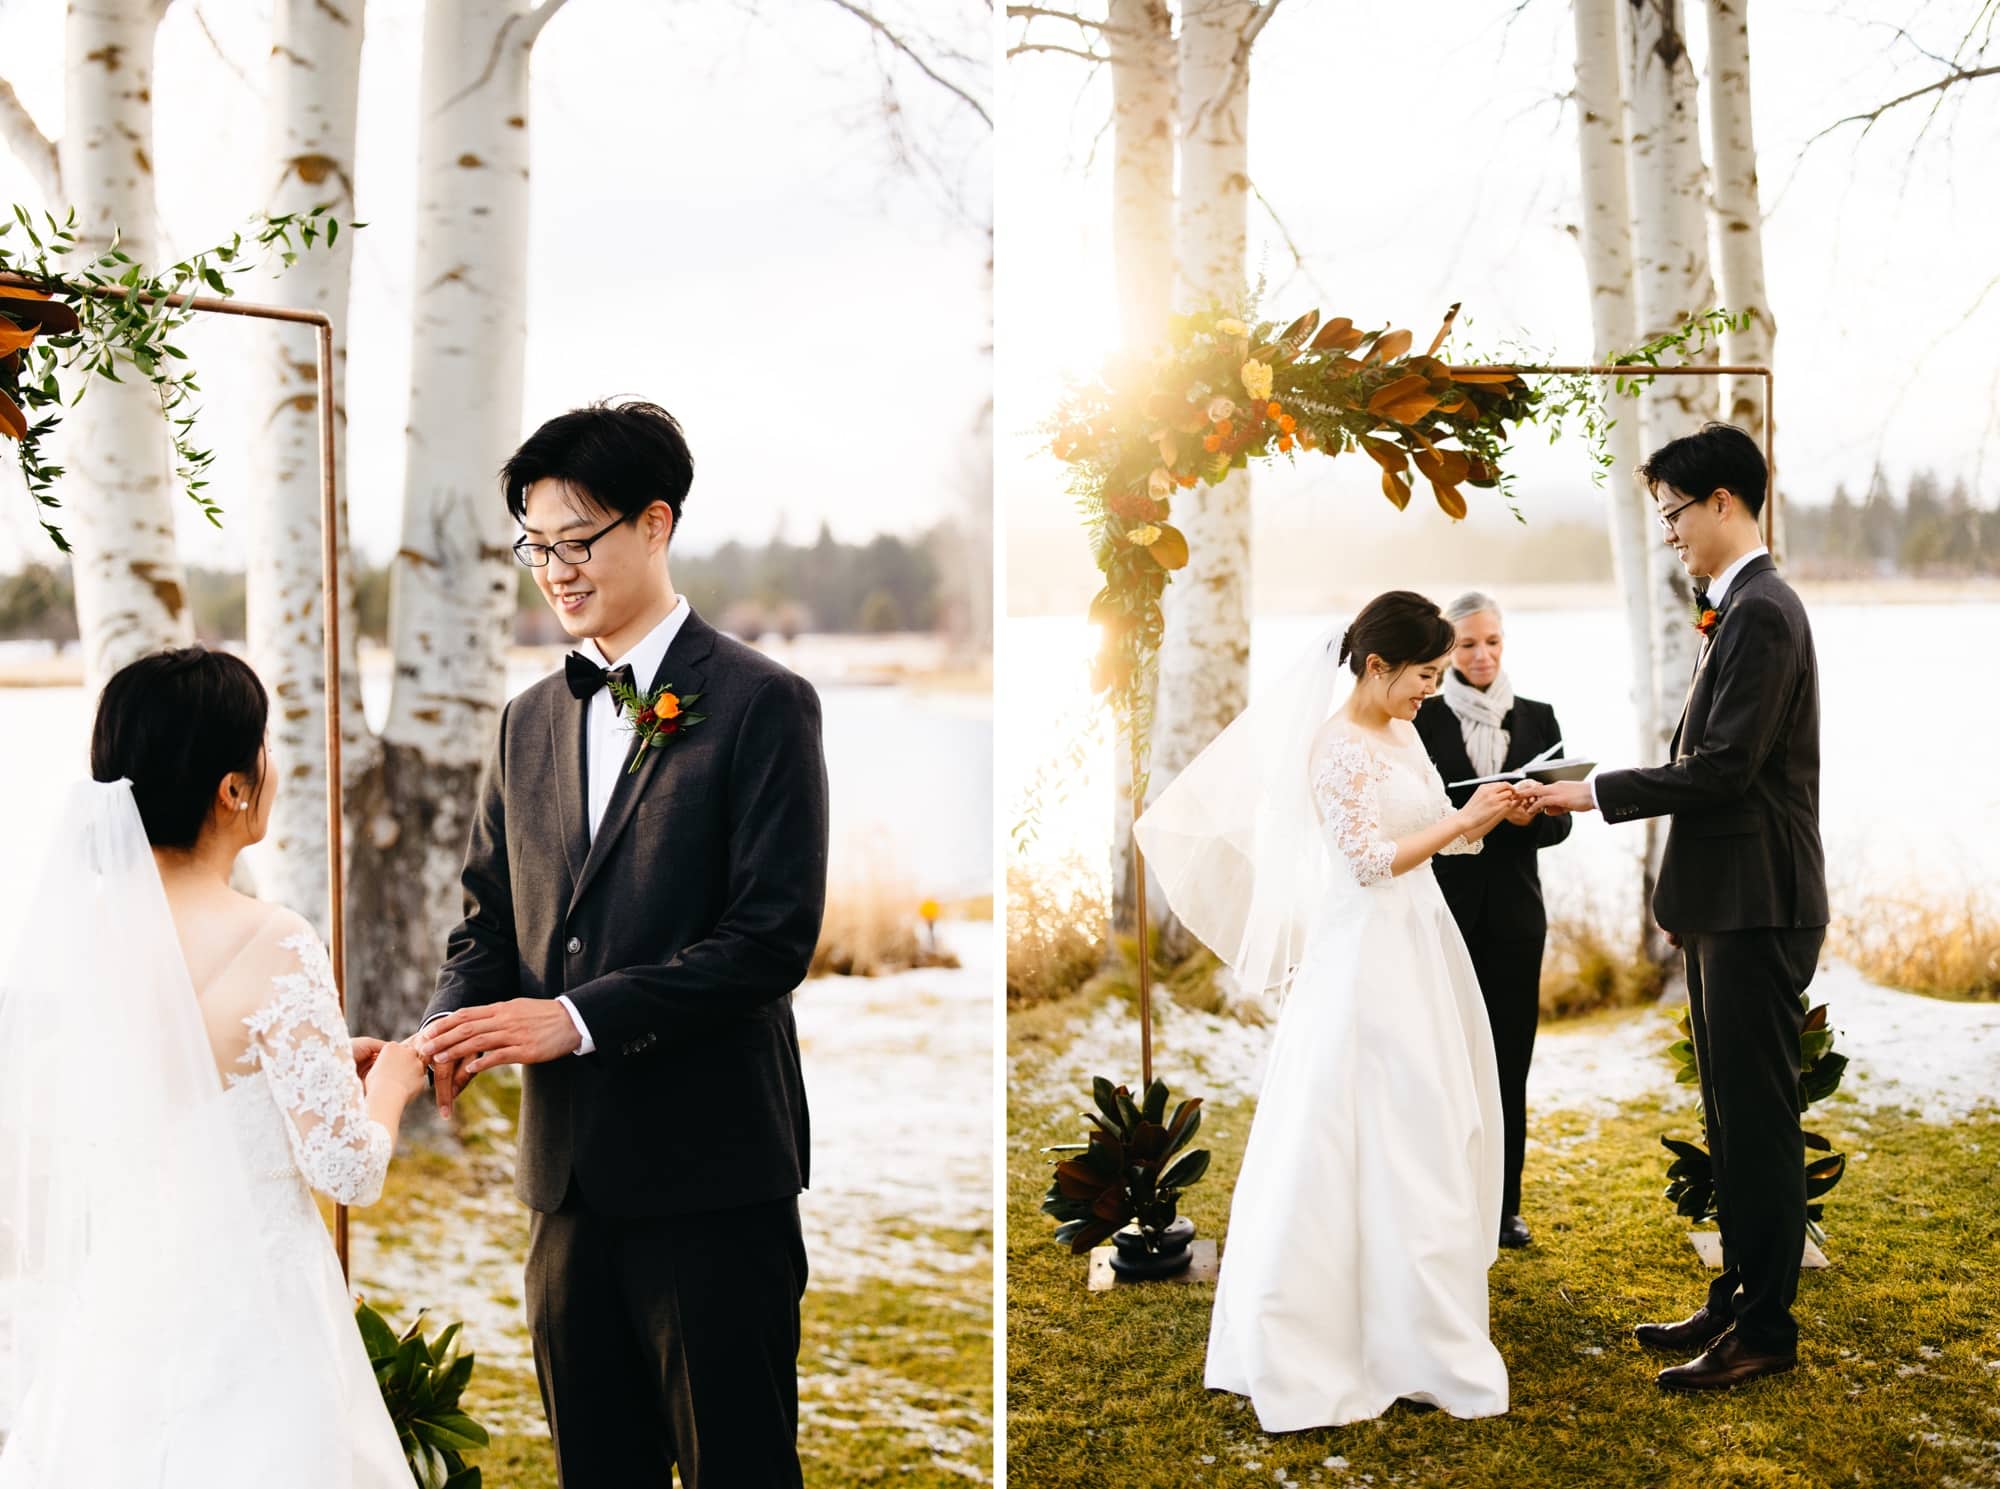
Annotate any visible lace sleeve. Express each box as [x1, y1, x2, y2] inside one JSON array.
[[1309, 735, 1397, 886], [1432, 760, 1483, 856], [242, 929, 392, 1206]]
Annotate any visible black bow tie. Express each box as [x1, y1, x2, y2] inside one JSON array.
[[565, 651, 634, 701], [1695, 588, 1714, 612]]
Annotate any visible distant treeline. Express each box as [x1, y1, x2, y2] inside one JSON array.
[[1783, 471, 1997, 578], [0, 524, 951, 644]]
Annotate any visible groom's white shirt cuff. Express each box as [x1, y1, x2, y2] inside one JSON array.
[[416, 999, 594, 1057]]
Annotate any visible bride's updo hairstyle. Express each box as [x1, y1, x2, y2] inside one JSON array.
[[91, 646, 269, 850], [1337, 591, 1456, 680]]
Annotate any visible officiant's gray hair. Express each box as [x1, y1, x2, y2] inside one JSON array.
[[1445, 590, 1504, 628]]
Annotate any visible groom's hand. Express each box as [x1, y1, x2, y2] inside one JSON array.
[[1520, 780, 1594, 816], [415, 999, 583, 1080]]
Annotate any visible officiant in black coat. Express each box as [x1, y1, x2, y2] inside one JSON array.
[[1415, 591, 1571, 1250]]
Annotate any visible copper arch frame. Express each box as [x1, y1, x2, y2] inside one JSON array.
[[1129, 362, 1775, 1089], [1, 272, 356, 1275]]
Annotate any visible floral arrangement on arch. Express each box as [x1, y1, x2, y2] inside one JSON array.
[[1046, 302, 1556, 733]]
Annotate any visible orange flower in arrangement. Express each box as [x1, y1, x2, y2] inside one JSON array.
[[1278, 415, 1296, 435], [1266, 402, 1282, 420], [1108, 488, 1162, 521], [1177, 473, 1197, 487], [1214, 417, 1233, 439], [1203, 433, 1222, 453], [608, 675, 706, 773], [1278, 434, 1294, 453]]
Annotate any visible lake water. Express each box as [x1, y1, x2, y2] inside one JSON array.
[[1002, 603, 2000, 921], [0, 643, 992, 946]]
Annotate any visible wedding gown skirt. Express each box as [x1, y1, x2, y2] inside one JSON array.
[[1204, 731, 1508, 1431], [0, 926, 410, 1489]]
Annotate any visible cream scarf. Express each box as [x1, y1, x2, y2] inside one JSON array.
[[1441, 667, 1514, 778]]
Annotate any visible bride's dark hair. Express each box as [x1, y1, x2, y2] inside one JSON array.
[[1337, 591, 1456, 679], [91, 647, 269, 850]]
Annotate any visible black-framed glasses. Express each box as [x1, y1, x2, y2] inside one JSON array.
[[512, 512, 634, 568], [1656, 494, 1708, 538]]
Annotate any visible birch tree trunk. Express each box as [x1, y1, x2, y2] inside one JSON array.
[[1148, 0, 1254, 960], [1703, 0, 1778, 553], [1622, 0, 1712, 966], [344, 0, 568, 1038], [1575, 0, 1664, 961], [1105, 0, 1175, 939], [58, 0, 190, 688], [246, 0, 369, 942]]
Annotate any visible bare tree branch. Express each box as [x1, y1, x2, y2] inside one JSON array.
[[1803, 63, 2000, 149], [192, 2, 255, 92], [1251, 178, 1326, 301], [521, 0, 575, 49], [0, 77, 60, 205], [1006, 5, 1107, 29], [821, 0, 993, 127], [1186, 0, 1285, 138], [1008, 40, 1109, 62]]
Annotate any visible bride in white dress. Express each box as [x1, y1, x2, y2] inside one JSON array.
[[0, 648, 427, 1487], [1137, 592, 1523, 1432]]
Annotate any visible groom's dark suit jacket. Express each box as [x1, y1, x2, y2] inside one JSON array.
[[1593, 554, 1827, 933], [427, 606, 830, 1217]]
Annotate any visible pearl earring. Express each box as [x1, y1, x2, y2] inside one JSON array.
[[236, 802, 248, 812]]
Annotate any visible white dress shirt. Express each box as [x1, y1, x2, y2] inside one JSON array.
[[424, 595, 690, 1060], [558, 594, 691, 1055], [1589, 545, 1769, 809]]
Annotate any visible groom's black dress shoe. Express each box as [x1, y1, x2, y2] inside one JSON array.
[[1655, 1329, 1796, 1391], [1633, 1303, 1734, 1353], [1498, 1215, 1531, 1249]]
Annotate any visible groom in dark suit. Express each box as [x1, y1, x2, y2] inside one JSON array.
[[414, 399, 829, 1485], [1521, 422, 1825, 1392]]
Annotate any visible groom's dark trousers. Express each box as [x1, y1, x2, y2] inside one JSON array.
[[427, 607, 829, 1487], [1594, 554, 1826, 1356]]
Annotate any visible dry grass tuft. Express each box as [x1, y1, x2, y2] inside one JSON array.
[[811, 848, 962, 978], [1006, 857, 1106, 1007], [1540, 899, 1667, 1021], [1830, 884, 2000, 1001]]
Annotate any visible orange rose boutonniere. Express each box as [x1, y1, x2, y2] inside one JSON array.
[[607, 673, 707, 774], [1693, 599, 1720, 638]]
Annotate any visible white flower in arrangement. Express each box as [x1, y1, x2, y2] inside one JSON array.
[[1240, 359, 1273, 404], [1147, 467, 1174, 498], [1206, 396, 1237, 423]]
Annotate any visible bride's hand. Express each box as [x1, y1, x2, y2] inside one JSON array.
[[364, 1039, 430, 1105], [350, 1036, 387, 1081], [1456, 781, 1518, 833]]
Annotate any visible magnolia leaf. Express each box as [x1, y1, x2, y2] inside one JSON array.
[[1413, 446, 1471, 486], [1149, 523, 1190, 569], [1447, 368, 1521, 385], [1277, 309, 1320, 351], [0, 388, 27, 441], [1425, 301, 1462, 357], [1381, 468, 1411, 510], [1366, 328, 1413, 366], [1430, 480, 1467, 520], [1366, 373, 1439, 424], [1358, 436, 1407, 475], [0, 320, 36, 356], [1309, 315, 1363, 351]]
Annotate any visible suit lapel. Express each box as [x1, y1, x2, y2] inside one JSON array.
[[568, 609, 717, 914], [551, 688, 591, 888], [1671, 556, 1771, 755]]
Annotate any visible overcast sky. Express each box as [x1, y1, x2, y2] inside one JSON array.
[[0, 0, 992, 570], [998, 0, 2000, 556]]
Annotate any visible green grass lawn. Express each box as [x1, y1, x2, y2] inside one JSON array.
[[1008, 1049, 2000, 1487]]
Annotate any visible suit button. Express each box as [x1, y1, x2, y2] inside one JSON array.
[[566, 936, 582, 954]]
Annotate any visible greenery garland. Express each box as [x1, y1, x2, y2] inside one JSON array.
[[0, 202, 348, 551]]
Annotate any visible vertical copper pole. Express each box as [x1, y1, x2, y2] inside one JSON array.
[[1762, 369, 1777, 552], [1130, 730, 1153, 1090], [315, 317, 351, 1280]]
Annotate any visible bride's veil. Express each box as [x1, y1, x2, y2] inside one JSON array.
[[0, 779, 310, 1461], [1135, 619, 1355, 1004]]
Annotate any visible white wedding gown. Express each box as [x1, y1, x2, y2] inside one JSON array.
[[1204, 721, 1509, 1430], [0, 909, 409, 1487]]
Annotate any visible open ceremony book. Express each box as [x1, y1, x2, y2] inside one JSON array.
[[1448, 740, 1597, 790]]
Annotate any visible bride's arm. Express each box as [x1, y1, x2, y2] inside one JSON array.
[[1312, 737, 1515, 880], [243, 915, 410, 1206]]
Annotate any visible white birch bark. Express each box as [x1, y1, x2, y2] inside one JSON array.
[[246, 0, 369, 941], [1574, 0, 1655, 763], [1621, 0, 1709, 763], [1147, 0, 1256, 950], [345, 0, 569, 1036], [56, 0, 191, 688], [1622, 0, 1712, 967], [1577, 0, 1668, 968], [1106, 0, 1175, 936], [1703, 0, 1779, 553]]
